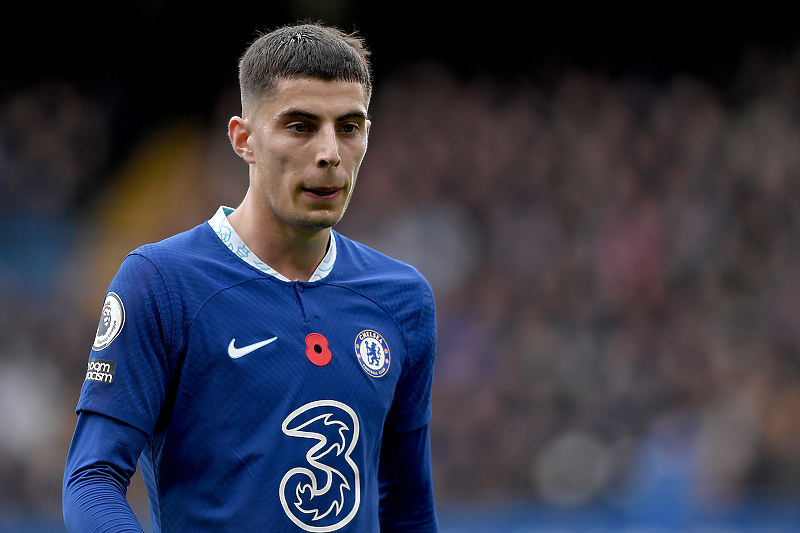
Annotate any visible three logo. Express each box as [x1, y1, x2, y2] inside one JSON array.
[[280, 400, 361, 532]]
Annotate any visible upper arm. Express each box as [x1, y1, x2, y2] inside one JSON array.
[[384, 278, 437, 435], [76, 253, 174, 435]]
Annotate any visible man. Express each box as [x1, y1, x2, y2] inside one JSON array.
[[63, 23, 438, 533]]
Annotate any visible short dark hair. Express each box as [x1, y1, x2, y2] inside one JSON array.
[[238, 23, 372, 111]]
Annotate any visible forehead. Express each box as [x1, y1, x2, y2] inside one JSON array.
[[251, 77, 369, 119]]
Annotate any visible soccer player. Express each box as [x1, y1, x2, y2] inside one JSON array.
[[62, 23, 438, 533]]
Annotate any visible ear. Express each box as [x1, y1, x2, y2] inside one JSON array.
[[229, 116, 255, 164]]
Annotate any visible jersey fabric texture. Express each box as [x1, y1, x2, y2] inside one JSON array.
[[73, 208, 437, 533]]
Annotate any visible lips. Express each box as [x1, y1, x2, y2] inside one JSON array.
[[302, 186, 342, 199]]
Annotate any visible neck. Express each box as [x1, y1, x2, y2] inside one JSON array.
[[226, 198, 331, 282]]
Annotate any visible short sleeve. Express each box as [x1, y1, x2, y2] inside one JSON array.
[[76, 253, 173, 436]]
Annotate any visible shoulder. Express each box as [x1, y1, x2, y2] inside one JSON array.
[[118, 222, 263, 312], [331, 231, 434, 300], [132, 222, 218, 266], [130, 221, 256, 282], [330, 232, 436, 349]]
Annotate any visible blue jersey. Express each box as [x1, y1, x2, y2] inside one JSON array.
[[75, 208, 437, 532]]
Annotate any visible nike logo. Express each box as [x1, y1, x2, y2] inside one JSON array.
[[228, 337, 278, 359]]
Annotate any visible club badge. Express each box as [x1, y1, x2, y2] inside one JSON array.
[[354, 330, 390, 378]]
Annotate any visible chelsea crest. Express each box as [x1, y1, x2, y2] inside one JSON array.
[[354, 330, 390, 378]]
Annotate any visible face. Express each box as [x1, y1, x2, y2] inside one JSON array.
[[230, 77, 370, 236]]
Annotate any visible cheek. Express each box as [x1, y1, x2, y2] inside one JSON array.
[[351, 150, 364, 182], [260, 142, 291, 169], [255, 132, 301, 169], [254, 151, 294, 190], [348, 141, 369, 173]]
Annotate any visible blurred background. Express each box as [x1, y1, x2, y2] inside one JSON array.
[[2, 2, 800, 532]]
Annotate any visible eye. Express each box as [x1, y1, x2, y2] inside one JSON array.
[[287, 122, 311, 133], [339, 123, 360, 134]]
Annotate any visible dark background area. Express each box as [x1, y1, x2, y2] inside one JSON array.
[[4, 3, 798, 176]]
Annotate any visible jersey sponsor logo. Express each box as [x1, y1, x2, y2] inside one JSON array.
[[354, 330, 390, 378], [227, 336, 278, 359], [279, 400, 361, 532], [85, 359, 116, 384], [92, 292, 125, 351]]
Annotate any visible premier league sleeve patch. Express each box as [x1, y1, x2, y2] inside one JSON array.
[[354, 330, 390, 378], [92, 292, 125, 351]]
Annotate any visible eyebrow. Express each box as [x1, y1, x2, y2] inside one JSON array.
[[278, 109, 370, 122]]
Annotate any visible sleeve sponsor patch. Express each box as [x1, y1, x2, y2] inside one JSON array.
[[93, 292, 125, 351], [85, 359, 116, 384]]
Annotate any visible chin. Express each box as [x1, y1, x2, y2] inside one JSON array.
[[297, 212, 344, 233]]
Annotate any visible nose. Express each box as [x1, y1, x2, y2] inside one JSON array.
[[316, 126, 341, 168]]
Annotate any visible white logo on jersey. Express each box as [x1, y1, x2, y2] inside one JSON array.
[[227, 337, 278, 359], [279, 400, 360, 532], [92, 292, 125, 351]]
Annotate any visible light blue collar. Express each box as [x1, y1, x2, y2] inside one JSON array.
[[207, 206, 336, 282]]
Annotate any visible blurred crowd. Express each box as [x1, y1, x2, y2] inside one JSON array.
[[2, 44, 800, 526]]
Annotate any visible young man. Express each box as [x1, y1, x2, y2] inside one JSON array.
[[63, 23, 438, 533]]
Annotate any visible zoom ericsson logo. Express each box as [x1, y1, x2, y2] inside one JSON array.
[[279, 400, 361, 532]]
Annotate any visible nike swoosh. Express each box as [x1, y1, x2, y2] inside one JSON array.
[[228, 337, 278, 359]]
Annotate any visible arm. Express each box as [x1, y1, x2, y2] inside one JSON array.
[[379, 271, 438, 531], [63, 411, 150, 533], [378, 424, 438, 532], [65, 253, 173, 532]]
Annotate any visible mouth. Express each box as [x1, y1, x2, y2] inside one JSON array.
[[302, 186, 343, 200]]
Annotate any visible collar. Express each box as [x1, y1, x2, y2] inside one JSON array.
[[207, 206, 337, 282]]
